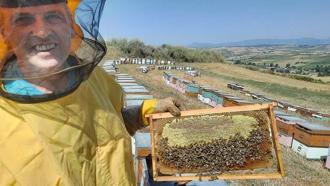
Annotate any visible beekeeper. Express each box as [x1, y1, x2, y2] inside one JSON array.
[[0, 0, 184, 185]]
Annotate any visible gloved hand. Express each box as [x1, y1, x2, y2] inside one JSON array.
[[153, 97, 186, 116]]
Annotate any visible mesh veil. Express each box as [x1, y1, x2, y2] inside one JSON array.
[[0, 0, 107, 103]]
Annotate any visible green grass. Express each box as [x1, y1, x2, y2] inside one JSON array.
[[261, 55, 291, 62], [304, 56, 330, 66], [240, 80, 330, 105], [243, 54, 292, 65]]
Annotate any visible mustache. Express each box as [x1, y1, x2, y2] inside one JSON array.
[[24, 34, 60, 47]]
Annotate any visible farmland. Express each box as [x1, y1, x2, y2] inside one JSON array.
[[218, 45, 330, 81], [117, 64, 330, 185], [220, 45, 330, 67]]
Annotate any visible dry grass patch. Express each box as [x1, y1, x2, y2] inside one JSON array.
[[193, 63, 330, 92]]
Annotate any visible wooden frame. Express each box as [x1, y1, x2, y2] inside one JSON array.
[[147, 103, 285, 181]]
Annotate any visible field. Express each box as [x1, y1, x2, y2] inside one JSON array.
[[118, 64, 330, 185], [218, 45, 330, 82], [219, 45, 330, 66]]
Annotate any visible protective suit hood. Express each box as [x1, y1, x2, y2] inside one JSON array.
[[0, 0, 106, 103]]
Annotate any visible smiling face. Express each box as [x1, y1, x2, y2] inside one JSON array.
[[0, 3, 72, 76]]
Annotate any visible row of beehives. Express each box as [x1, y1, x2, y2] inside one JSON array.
[[275, 111, 330, 162], [100, 66, 155, 182], [101, 61, 154, 107], [227, 82, 330, 121], [163, 72, 255, 107], [115, 73, 153, 107], [102, 60, 118, 74], [113, 58, 175, 65], [163, 72, 330, 168], [156, 65, 195, 71], [114, 73, 157, 185], [111, 58, 196, 71], [227, 82, 245, 91]]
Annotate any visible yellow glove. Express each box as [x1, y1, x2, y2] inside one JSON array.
[[142, 97, 186, 125]]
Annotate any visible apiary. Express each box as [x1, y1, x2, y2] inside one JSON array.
[[147, 104, 284, 181]]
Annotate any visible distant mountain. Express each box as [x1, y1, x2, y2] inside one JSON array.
[[189, 38, 330, 48]]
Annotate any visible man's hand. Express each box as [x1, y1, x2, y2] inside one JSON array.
[[153, 97, 186, 116]]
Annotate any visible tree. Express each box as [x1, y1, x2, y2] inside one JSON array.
[[106, 39, 225, 63]]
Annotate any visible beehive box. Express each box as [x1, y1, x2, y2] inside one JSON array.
[[116, 79, 137, 83], [275, 117, 296, 136], [325, 145, 330, 169], [147, 104, 284, 181], [223, 96, 252, 107], [291, 139, 329, 160], [123, 88, 149, 94], [293, 122, 330, 148], [186, 84, 200, 95]]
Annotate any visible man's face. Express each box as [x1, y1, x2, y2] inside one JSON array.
[[1, 3, 72, 76]]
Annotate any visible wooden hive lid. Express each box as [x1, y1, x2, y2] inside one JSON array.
[[118, 83, 139, 86], [125, 94, 153, 100], [295, 121, 330, 134]]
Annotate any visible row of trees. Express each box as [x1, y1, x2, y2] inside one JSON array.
[[234, 60, 330, 77], [106, 39, 224, 63], [314, 65, 330, 76]]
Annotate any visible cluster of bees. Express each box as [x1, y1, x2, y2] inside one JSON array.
[[158, 124, 272, 174]]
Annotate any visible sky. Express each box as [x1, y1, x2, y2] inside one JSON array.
[[99, 0, 330, 46]]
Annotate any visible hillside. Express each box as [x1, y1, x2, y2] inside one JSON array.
[[117, 64, 330, 185], [106, 39, 225, 63], [183, 62, 330, 114]]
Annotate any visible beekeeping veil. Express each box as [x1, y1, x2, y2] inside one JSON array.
[[0, 0, 106, 103]]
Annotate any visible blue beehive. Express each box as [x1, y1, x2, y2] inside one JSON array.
[[186, 84, 200, 93]]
